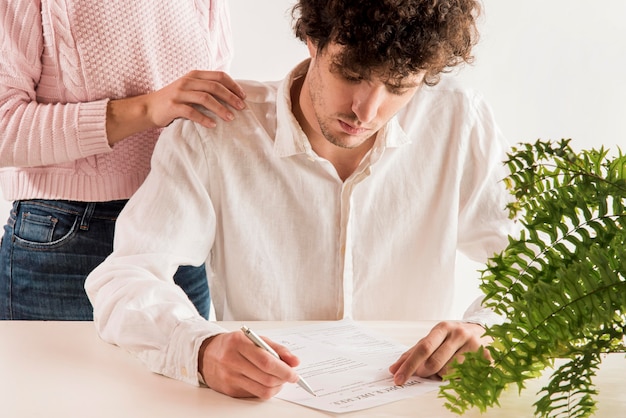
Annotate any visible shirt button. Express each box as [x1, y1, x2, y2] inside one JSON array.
[[181, 367, 188, 377]]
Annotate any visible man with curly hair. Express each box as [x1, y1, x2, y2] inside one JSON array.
[[86, 0, 514, 399]]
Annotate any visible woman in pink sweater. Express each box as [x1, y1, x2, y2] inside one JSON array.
[[0, 1, 246, 320]]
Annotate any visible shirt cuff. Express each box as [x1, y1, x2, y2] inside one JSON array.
[[161, 317, 228, 386], [462, 295, 506, 328]]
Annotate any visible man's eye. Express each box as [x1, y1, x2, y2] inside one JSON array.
[[343, 74, 362, 83], [388, 87, 409, 95], [386, 83, 415, 95]]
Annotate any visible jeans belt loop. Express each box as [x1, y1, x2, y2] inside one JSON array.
[[80, 202, 96, 231], [12, 200, 21, 215]]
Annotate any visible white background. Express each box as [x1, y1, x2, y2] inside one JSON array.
[[3, 1, 625, 318]]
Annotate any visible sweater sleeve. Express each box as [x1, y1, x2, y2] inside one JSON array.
[[0, 0, 111, 169], [207, 0, 234, 71]]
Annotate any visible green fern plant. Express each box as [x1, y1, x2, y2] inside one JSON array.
[[440, 139, 626, 417]]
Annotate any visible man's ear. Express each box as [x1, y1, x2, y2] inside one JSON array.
[[306, 38, 318, 58]]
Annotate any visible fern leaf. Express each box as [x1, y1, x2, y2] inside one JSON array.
[[441, 139, 626, 417]]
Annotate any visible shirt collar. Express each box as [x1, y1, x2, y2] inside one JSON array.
[[273, 60, 411, 158]]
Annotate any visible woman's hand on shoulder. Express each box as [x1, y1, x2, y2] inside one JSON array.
[[106, 70, 247, 146]]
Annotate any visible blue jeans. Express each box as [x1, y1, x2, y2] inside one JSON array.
[[0, 200, 210, 320]]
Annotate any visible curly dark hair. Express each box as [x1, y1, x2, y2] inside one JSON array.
[[292, 0, 481, 86]]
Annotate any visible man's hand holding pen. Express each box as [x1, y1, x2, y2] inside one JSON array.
[[198, 330, 302, 399]]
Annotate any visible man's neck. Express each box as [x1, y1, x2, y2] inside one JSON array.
[[291, 73, 375, 182]]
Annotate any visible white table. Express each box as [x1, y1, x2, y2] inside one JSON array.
[[1, 321, 624, 417]]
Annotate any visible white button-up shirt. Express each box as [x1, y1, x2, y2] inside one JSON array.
[[86, 60, 515, 385]]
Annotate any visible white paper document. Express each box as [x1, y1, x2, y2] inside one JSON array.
[[259, 320, 442, 413]]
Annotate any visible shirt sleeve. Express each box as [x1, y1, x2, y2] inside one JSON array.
[[0, 1, 111, 169], [456, 93, 518, 324], [85, 119, 225, 385], [456, 93, 516, 262]]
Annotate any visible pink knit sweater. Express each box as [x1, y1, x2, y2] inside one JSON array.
[[0, 1, 232, 202]]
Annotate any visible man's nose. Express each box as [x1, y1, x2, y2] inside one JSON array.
[[351, 85, 385, 124]]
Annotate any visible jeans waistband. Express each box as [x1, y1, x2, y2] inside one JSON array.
[[13, 199, 128, 230]]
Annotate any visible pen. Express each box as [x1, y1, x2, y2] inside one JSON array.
[[241, 325, 317, 397]]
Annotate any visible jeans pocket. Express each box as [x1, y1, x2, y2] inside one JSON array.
[[19, 212, 58, 242], [13, 202, 80, 248]]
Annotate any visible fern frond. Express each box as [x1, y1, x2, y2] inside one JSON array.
[[533, 353, 600, 418], [441, 139, 626, 417]]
